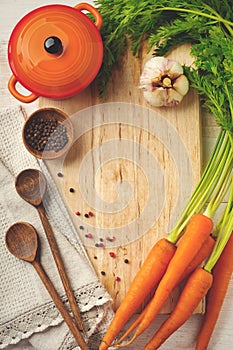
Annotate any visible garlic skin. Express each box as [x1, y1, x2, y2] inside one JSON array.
[[140, 56, 189, 107]]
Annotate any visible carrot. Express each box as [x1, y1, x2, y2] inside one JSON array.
[[113, 303, 149, 346], [113, 242, 217, 349], [144, 267, 213, 350], [143, 197, 233, 350], [114, 233, 215, 347], [98, 238, 176, 350], [195, 232, 233, 350], [178, 234, 215, 283], [123, 213, 213, 345]]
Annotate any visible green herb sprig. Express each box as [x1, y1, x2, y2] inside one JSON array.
[[95, 0, 233, 96]]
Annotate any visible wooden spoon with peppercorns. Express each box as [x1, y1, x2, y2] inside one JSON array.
[[15, 168, 85, 333], [5, 222, 89, 350]]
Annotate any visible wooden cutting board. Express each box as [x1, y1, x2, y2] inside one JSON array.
[[39, 43, 203, 313]]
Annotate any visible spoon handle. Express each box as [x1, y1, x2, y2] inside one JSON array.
[[37, 204, 84, 331], [32, 260, 89, 350]]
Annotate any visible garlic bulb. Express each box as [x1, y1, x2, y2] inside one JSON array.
[[140, 56, 189, 107]]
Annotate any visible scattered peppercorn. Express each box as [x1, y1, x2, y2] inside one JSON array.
[[84, 213, 89, 218], [109, 252, 116, 258], [75, 211, 81, 216], [88, 211, 94, 217], [79, 225, 84, 229], [95, 243, 100, 247], [69, 188, 75, 193], [24, 115, 68, 153], [99, 242, 105, 247], [57, 172, 63, 177], [115, 276, 121, 282], [100, 271, 106, 276], [124, 259, 129, 264]]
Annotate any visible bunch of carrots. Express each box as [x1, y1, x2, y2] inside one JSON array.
[[97, 1, 233, 349], [99, 134, 233, 349]]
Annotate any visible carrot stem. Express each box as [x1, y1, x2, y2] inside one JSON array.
[[204, 145, 233, 217], [168, 130, 231, 243], [155, 6, 233, 32], [205, 178, 233, 272]]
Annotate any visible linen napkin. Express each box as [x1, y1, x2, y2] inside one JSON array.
[[0, 106, 114, 350]]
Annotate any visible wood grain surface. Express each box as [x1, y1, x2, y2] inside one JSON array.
[[39, 43, 202, 312]]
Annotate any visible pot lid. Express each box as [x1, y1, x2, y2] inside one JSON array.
[[8, 4, 103, 98]]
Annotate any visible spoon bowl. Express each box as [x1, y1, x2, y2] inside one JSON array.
[[5, 222, 38, 263], [15, 168, 47, 207]]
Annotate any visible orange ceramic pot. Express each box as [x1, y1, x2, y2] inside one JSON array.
[[8, 2, 103, 103]]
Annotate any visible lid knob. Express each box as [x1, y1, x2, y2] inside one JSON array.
[[44, 36, 63, 55]]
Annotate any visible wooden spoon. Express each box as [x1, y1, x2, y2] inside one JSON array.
[[15, 168, 84, 331], [5, 222, 89, 350]]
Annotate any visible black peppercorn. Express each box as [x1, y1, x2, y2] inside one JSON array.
[[24, 115, 69, 154]]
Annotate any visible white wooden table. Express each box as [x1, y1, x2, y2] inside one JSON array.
[[0, 1, 232, 349]]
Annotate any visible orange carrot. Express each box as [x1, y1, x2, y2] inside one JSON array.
[[195, 232, 233, 350], [98, 238, 176, 350], [125, 214, 213, 345], [114, 234, 215, 347], [178, 234, 215, 283], [144, 267, 213, 350], [113, 303, 149, 346]]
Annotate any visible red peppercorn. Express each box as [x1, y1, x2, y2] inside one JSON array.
[[88, 211, 94, 217], [109, 252, 116, 258], [115, 276, 121, 282], [75, 211, 81, 216]]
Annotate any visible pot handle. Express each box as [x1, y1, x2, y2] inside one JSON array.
[[8, 75, 38, 103], [74, 3, 102, 30]]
